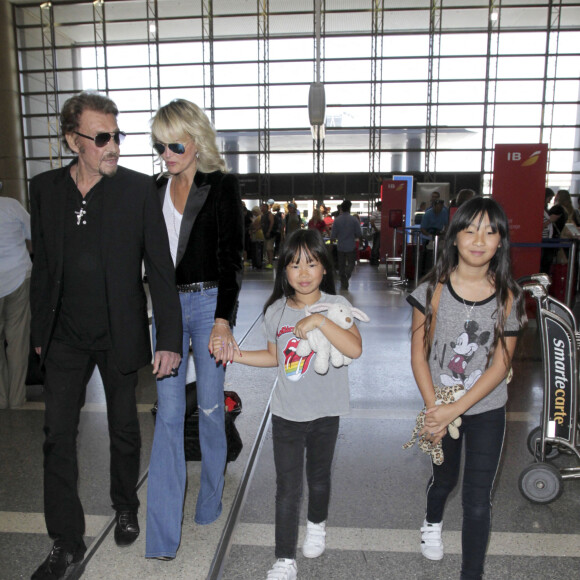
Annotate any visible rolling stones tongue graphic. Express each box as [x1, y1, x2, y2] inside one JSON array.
[[283, 337, 315, 382]]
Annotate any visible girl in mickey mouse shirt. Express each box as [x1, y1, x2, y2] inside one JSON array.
[[407, 197, 526, 580], [212, 229, 363, 580]]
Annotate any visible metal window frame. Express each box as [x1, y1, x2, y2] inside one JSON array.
[[11, 0, 580, 195]]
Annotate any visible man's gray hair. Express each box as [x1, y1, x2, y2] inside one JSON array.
[[60, 91, 119, 153]]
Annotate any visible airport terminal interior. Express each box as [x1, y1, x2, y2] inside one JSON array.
[[1, 1, 580, 579]]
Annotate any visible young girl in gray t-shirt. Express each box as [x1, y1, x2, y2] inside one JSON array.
[[407, 197, 526, 580], [213, 229, 364, 580]]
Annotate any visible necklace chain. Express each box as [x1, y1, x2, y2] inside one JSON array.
[[452, 272, 486, 323], [74, 166, 88, 226], [462, 298, 476, 323]]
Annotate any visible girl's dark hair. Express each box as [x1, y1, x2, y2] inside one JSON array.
[[263, 229, 336, 314], [421, 196, 526, 367]]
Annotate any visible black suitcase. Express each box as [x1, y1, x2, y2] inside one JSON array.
[[151, 382, 243, 462]]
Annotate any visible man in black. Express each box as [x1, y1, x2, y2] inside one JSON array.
[[331, 200, 362, 290], [29, 91, 182, 580]]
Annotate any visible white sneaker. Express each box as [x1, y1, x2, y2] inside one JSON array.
[[420, 519, 444, 560], [266, 558, 297, 580], [302, 520, 326, 558]]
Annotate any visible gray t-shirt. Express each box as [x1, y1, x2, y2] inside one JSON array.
[[407, 281, 521, 416], [264, 292, 352, 421]]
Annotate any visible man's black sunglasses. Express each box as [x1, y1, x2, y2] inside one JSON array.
[[153, 142, 186, 155], [74, 130, 126, 147]]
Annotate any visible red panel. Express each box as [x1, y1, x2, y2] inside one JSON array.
[[380, 180, 408, 263], [492, 144, 547, 281]]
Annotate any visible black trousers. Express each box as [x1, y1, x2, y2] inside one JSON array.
[[42, 340, 141, 550], [426, 406, 506, 580], [337, 250, 356, 286], [251, 240, 264, 269], [272, 414, 339, 559], [370, 230, 381, 263]]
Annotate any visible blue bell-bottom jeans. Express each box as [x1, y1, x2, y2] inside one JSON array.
[[146, 287, 227, 559], [425, 406, 506, 580], [272, 414, 340, 559]]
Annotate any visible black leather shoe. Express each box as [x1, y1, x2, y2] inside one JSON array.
[[114, 510, 140, 546], [31, 540, 85, 579]]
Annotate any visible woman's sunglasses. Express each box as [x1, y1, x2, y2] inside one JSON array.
[[153, 142, 186, 155], [74, 130, 126, 147]]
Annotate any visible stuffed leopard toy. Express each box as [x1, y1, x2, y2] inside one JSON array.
[[402, 384, 465, 465]]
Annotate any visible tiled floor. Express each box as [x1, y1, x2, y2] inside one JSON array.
[[1, 263, 579, 580]]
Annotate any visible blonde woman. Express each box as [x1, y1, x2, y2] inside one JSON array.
[[146, 99, 243, 560]]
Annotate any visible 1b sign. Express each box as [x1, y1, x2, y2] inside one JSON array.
[[492, 144, 547, 280]]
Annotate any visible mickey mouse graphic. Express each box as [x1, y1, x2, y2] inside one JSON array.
[[440, 320, 490, 391]]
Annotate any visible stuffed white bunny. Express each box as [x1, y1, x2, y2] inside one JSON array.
[[295, 302, 370, 374]]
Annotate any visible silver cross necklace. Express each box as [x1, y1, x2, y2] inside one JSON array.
[[74, 167, 88, 226]]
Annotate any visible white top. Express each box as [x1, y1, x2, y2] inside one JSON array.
[[542, 209, 553, 239], [371, 209, 381, 231], [161, 177, 182, 266], [0, 197, 32, 298]]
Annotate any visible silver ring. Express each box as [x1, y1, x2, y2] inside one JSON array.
[[430, 432, 435, 437], [228, 342, 233, 346]]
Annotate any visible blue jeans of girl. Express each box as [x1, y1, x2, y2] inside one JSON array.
[[272, 414, 340, 559], [146, 288, 227, 559], [426, 406, 506, 580]]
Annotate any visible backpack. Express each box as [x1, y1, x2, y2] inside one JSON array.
[[272, 212, 282, 235]]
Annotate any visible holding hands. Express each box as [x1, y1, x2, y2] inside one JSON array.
[[209, 318, 240, 366]]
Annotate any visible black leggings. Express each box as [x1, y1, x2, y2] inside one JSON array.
[[272, 414, 339, 559], [426, 406, 506, 580]]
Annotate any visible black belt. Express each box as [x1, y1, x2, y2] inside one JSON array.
[[176, 281, 219, 293]]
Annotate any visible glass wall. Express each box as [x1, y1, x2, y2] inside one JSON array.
[[13, 0, 580, 194]]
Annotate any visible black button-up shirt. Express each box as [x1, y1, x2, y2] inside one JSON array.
[[53, 173, 111, 350]]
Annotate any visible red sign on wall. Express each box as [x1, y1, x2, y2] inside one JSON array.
[[380, 179, 408, 263], [492, 144, 547, 281]]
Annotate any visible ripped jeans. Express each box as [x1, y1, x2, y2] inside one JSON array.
[[146, 287, 227, 558]]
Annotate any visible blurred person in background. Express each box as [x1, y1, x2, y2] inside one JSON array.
[[0, 191, 32, 409], [370, 200, 382, 266], [331, 200, 362, 291]]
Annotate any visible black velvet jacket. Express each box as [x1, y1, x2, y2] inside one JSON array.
[[156, 169, 244, 324], [30, 162, 183, 373]]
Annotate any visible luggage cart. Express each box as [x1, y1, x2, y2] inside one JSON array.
[[518, 279, 580, 504]]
